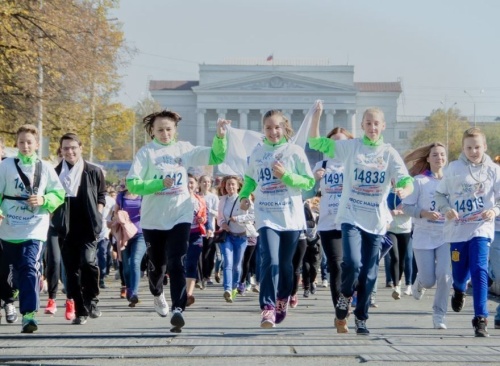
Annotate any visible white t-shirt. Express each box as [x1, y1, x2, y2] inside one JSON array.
[[246, 142, 313, 231], [403, 173, 445, 249], [436, 158, 500, 243], [313, 158, 344, 232], [201, 191, 219, 231], [333, 139, 410, 235], [0, 158, 64, 241], [127, 140, 213, 230], [98, 195, 115, 240]]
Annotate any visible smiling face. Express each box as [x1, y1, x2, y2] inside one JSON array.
[[199, 176, 212, 193], [263, 115, 284, 144], [225, 178, 239, 196], [16, 132, 39, 157], [427, 145, 447, 171], [361, 111, 386, 141], [61, 138, 83, 165], [463, 135, 487, 164], [153, 117, 177, 144], [187, 176, 198, 194]]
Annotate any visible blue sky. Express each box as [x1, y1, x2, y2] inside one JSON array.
[[111, 0, 500, 118]]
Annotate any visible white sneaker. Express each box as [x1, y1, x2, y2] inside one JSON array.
[[412, 280, 426, 300], [404, 285, 412, 296], [322, 279, 329, 288], [392, 285, 401, 300], [154, 293, 169, 317], [433, 314, 447, 329]]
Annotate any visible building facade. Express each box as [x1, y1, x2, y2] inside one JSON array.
[[150, 62, 402, 152]]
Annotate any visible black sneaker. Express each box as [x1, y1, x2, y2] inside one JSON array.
[[472, 316, 489, 337], [495, 319, 500, 329], [89, 303, 102, 319], [170, 308, 185, 333], [72, 316, 88, 325], [451, 290, 466, 312], [311, 283, 317, 295], [335, 293, 351, 321], [303, 289, 310, 298], [355, 317, 370, 335]]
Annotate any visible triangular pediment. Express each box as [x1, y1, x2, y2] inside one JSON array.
[[193, 72, 356, 93]]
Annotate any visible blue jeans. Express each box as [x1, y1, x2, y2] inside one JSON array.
[[121, 233, 146, 297], [185, 233, 203, 279], [341, 223, 382, 321], [451, 237, 490, 318], [258, 227, 300, 309], [221, 234, 247, 291], [97, 238, 109, 282], [0, 239, 43, 314]]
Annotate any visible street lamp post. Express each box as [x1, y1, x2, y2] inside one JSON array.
[[464, 89, 485, 127], [441, 100, 457, 153]]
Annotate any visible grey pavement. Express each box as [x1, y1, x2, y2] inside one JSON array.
[[1, 266, 500, 366]]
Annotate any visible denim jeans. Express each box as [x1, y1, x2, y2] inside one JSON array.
[[340, 223, 382, 321], [221, 234, 247, 291], [185, 233, 203, 279], [489, 233, 500, 320], [97, 238, 109, 283], [451, 236, 490, 318], [121, 233, 146, 297], [258, 227, 300, 309], [0, 239, 43, 314]]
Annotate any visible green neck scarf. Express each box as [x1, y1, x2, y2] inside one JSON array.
[[154, 137, 176, 146], [362, 135, 384, 147], [263, 137, 287, 147], [17, 151, 38, 165]]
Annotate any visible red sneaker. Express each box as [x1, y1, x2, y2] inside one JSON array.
[[65, 299, 75, 321], [44, 298, 57, 315]]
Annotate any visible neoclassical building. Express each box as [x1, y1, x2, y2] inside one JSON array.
[[150, 61, 402, 152]]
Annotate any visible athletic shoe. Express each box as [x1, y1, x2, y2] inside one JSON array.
[[335, 317, 349, 333], [310, 283, 317, 295], [223, 290, 233, 303], [451, 290, 466, 312], [154, 293, 169, 317], [44, 299, 57, 315], [72, 316, 87, 325], [13, 289, 19, 299], [433, 314, 447, 330], [186, 295, 195, 307], [275, 297, 289, 324], [369, 296, 379, 308], [214, 272, 221, 283], [4, 303, 18, 323], [88, 303, 102, 318], [128, 294, 140, 308], [412, 280, 426, 301], [206, 277, 214, 285], [231, 288, 238, 300], [252, 284, 260, 293], [21, 312, 38, 333], [65, 299, 75, 321], [237, 282, 246, 295], [404, 285, 412, 296], [392, 285, 401, 300], [260, 305, 275, 328], [355, 317, 370, 335], [303, 289, 310, 298], [289, 295, 298, 308], [495, 319, 500, 329], [120, 286, 127, 299], [335, 293, 350, 321], [99, 279, 106, 289], [322, 279, 329, 288], [170, 308, 185, 333], [385, 282, 393, 288], [195, 282, 203, 289], [472, 316, 489, 337]]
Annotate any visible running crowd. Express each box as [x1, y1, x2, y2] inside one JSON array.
[[1, 100, 500, 338]]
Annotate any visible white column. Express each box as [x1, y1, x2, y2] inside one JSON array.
[[216, 109, 227, 120], [260, 109, 268, 124], [326, 109, 336, 134], [346, 110, 357, 138], [238, 109, 249, 130], [196, 109, 206, 145]]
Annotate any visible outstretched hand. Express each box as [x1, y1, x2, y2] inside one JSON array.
[[216, 119, 231, 138]]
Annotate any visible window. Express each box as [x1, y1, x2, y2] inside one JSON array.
[[399, 131, 408, 139], [250, 120, 260, 131], [208, 120, 217, 131]]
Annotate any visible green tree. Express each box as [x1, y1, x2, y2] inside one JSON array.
[[410, 108, 470, 161]]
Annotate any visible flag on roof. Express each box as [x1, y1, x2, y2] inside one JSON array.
[[266, 54, 273, 61]]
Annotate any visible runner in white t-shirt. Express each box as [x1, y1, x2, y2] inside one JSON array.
[[239, 109, 314, 329], [126, 110, 229, 333], [308, 101, 413, 335], [402, 142, 451, 330]]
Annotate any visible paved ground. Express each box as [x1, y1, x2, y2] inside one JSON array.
[[1, 266, 500, 365]]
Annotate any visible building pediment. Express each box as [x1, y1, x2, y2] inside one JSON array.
[[192, 72, 356, 93]]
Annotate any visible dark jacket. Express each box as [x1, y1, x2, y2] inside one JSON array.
[[52, 160, 106, 240]]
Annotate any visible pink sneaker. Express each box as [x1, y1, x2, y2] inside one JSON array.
[[45, 298, 57, 315], [65, 299, 75, 321], [289, 295, 298, 308], [260, 305, 275, 328], [275, 297, 290, 324]]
